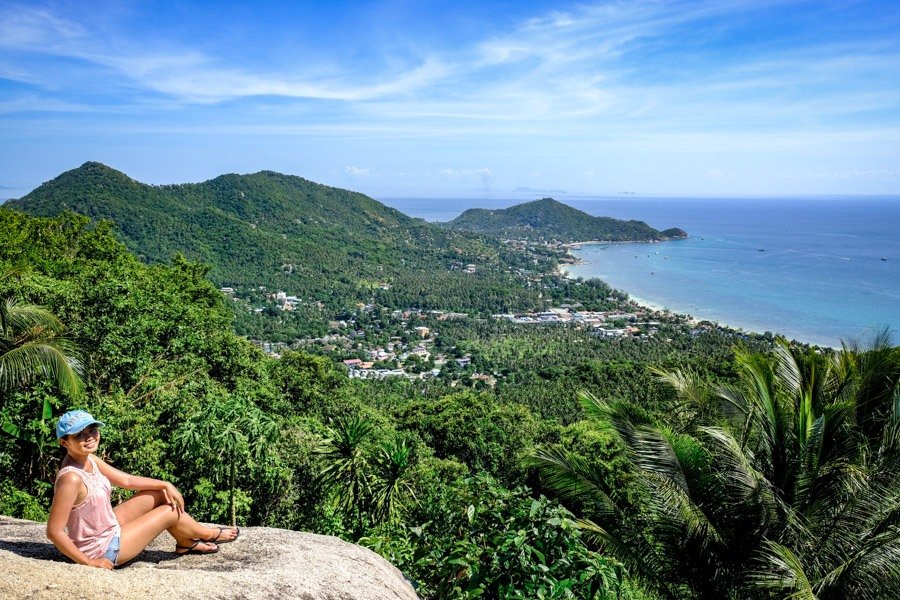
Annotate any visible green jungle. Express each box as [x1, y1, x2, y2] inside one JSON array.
[[2, 165, 899, 599]]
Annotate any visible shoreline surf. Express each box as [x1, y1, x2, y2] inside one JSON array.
[[564, 241, 866, 349]]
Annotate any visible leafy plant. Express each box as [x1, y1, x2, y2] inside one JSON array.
[[534, 338, 900, 599], [395, 474, 636, 599], [174, 392, 280, 526]]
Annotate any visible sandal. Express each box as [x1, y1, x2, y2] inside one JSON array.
[[202, 526, 240, 544], [176, 540, 219, 556]]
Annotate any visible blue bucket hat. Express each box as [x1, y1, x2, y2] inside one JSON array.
[[56, 410, 105, 439]]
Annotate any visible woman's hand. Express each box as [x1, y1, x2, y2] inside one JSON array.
[[88, 557, 115, 569], [161, 482, 185, 514]]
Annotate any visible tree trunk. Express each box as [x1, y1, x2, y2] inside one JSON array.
[[229, 459, 236, 527]]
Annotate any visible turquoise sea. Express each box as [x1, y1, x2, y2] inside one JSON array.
[[380, 196, 900, 348]]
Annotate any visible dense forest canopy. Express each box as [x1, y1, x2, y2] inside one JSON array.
[[9, 163, 561, 316]]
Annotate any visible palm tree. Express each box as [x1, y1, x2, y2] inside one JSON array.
[[533, 338, 900, 599], [747, 338, 900, 600], [371, 436, 415, 523], [0, 275, 84, 489], [174, 393, 279, 526], [0, 295, 83, 400], [316, 414, 374, 538]]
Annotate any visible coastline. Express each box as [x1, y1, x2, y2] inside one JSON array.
[[558, 246, 840, 349], [386, 196, 896, 350], [563, 238, 668, 249], [581, 272, 828, 345]]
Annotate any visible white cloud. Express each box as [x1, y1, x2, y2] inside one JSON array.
[[0, 4, 450, 104], [7, 0, 897, 138], [809, 168, 900, 179], [3, 0, 900, 195], [346, 166, 373, 176], [440, 168, 492, 177], [0, 6, 86, 47], [114, 56, 450, 104], [0, 95, 92, 114]]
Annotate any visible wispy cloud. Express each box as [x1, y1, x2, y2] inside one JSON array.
[[105, 56, 450, 104], [0, 6, 87, 46], [346, 166, 374, 176], [0, 3, 449, 104], [2, 0, 899, 195], [4, 0, 899, 134], [809, 168, 900, 180], [0, 95, 94, 115], [440, 168, 492, 178]]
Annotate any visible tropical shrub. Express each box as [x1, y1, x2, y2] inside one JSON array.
[[535, 338, 900, 599], [393, 474, 638, 599]]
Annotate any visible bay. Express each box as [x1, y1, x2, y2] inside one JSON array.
[[379, 196, 900, 348]]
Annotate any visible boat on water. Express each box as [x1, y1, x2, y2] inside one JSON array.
[[882, 257, 888, 261]]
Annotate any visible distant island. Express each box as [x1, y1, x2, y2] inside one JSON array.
[[443, 197, 687, 243]]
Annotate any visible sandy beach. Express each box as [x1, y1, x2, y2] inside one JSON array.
[[557, 246, 801, 343]]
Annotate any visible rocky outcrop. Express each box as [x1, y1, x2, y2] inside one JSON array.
[[0, 516, 419, 600]]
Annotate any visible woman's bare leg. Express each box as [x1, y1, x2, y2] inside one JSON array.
[[113, 491, 237, 564], [115, 505, 202, 563], [114, 490, 167, 525], [115, 489, 236, 541]]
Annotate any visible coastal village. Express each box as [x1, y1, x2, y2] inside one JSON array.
[[218, 229, 719, 387], [223, 284, 709, 385]]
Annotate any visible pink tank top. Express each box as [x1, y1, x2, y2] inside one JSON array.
[[56, 455, 121, 559]]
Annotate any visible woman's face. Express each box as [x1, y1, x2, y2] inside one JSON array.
[[60, 425, 101, 453]]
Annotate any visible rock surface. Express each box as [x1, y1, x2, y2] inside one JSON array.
[[0, 516, 419, 600]]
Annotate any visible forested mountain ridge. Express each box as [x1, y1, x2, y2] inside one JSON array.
[[8, 162, 556, 315], [10, 161, 420, 272], [445, 197, 687, 242]]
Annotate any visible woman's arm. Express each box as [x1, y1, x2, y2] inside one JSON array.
[[46, 473, 114, 569], [93, 455, 184, 511]]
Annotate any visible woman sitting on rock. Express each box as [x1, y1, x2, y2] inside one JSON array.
[[46, 410, 238, 569]]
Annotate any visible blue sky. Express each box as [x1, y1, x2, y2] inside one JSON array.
[[1, 0, 899, 199]]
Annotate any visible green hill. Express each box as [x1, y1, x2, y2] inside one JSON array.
[[7, 162, 555, 314], [445, 198, 687, 243]]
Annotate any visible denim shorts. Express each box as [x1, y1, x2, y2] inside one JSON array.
[[103, 534, 120, 566]]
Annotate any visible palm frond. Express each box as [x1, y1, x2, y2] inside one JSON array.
[[1, 298, 65, 335], [576, 517, 686, 600], [815, 531, 900, 600], [0, 338, 83, 396], [642, 470, 724, 551], [578, 390, 654, 426], [652, 366, 706, 405], [715, 384, 757, 447], [735, 350, 784, 451], [652, 366, 718, 428], [892, 379, 900, 426], [611, 421, 691, 492], [751, 540, 819, 600], [530, 445, 618, 519], [699, 426, 779, 520], [774, 341, 804, 400]]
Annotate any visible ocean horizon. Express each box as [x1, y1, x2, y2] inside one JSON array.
[[379, 195, 900, 348]]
